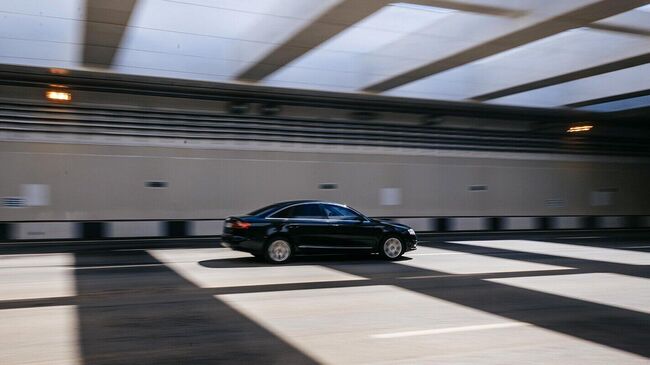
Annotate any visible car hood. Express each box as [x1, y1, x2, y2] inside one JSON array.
[[374, 218, 410, 230]]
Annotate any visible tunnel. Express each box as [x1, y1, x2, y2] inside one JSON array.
[[0, 1, 649, 364]]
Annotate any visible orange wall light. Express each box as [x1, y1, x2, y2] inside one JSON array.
[[45, 90, 72, 102], [567, 125, 593, 133]]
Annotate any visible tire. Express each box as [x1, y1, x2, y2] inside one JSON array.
[[379, 236, 405, 260], [264, 238, 293, 264]]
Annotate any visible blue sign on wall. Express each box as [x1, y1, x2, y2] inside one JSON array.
[[3, 197, 25, 208]]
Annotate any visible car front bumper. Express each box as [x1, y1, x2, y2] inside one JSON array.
[[406, 238, 418, 251]]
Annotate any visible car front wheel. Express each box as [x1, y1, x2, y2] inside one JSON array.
[[380, 236, 404, 260]]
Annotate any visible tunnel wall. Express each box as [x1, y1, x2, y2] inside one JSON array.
[[2, 140, 650, 225], [2, 82, 650, 241]]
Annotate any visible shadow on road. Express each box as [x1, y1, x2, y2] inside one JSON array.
[[198, 253, 412, 268]]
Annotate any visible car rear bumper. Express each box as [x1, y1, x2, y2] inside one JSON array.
[[221, 234, 264, 254]]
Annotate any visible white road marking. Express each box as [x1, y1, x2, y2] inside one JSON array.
[[371, 322, 529, 338], [0, 305, 80, 365], [149, 248, 365, 288], [0, 254, 75, 301], [490, 273, 650, 314], [218, 285, 648, 364], [0, 253, 73, 268], [0, 237, 210, 246], [75, 263, 166, 270], [555, 236, 601, 239], [409, 252, 465, 256], [450, 240, 650, 265], [397, 246, 570, 275], [398, 274, 457, 280]]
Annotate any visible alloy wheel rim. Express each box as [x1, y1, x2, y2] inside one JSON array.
[[268, 240, 291, 262], [384, 238, 402, 258]]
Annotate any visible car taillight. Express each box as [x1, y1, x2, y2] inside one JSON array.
[[231, 220, 251, 229]]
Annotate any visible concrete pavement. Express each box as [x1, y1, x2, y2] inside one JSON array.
[[1, 232, 649, 364]]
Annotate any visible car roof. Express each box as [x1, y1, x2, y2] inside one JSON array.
[[275, 199, 321, 205], [274, 200, 345, 207], [249, 200, 347, 216]]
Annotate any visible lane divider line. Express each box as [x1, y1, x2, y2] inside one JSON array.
[[409, 252, 466, 256], [398, 274, 458, 280], [75, 263, 166, 270], [555, 236, 601, 239], [371, 322, 530, 339]]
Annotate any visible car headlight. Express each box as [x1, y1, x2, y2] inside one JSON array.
[[407, 228, 416, 236]]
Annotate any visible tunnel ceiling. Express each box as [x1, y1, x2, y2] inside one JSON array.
[[0, 0, 649, 113]]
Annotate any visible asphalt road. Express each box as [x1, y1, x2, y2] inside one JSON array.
[[1, 232, 649, 364]]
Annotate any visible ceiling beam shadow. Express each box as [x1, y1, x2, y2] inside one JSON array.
[[363, 0, 650, 93], [589, 23, 650, 37], [471, 52, 650, 101], [589, 8, 650, 37], [234, 0, 525, 82], [82, 0, 138, 68]]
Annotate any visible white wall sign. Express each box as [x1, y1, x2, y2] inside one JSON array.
[[21, 184, 50, 206], [380, 188, 402, 206], [545, 198, 565, 208], [590, 191, 612, 206]]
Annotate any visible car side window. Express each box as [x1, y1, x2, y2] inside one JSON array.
[[272, 204, 324, 218], [291, 204, 324, 218], [272, 206, 293, 218], [322, 204, 361, 221]]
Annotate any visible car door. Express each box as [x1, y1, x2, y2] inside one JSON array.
[[274, 203, 334, 252], [321, 204, 382, 250]]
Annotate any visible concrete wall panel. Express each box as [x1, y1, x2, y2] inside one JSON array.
[[190, 220, 224, 236], [552, 216, 583, 230], [14, 222, 77, 240], [395, 218, 432, 232], [450, 217, 488, 231], [597, 216, 625, 229], [1, 141, 649, 221], [107, 221, 163, 238], [503, 217, 537, 230]]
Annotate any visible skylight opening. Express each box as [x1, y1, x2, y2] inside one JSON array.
[[471, 27, 598, 66], [389, 3, 458, 14], [636, 4, 650, 12], [566, 26, 592, 33], [580, 95, 650, 112]]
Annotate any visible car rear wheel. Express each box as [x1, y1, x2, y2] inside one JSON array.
[[265, 238, 292, 264], [380, 236, 404, 260]]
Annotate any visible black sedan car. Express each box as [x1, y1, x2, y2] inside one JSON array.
[[221, 200, 417, 263]]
